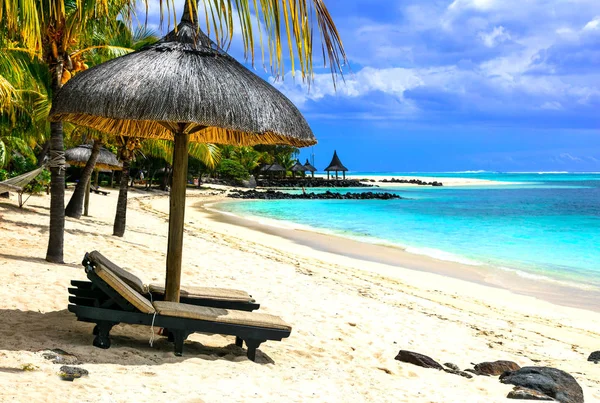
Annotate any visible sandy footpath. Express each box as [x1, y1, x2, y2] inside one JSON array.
[[0, 188, 598, 402]]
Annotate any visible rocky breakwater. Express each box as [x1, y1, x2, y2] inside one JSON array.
[[258, 178, 374, 188], [228, 190, 402, 200], [380, 178, 443, 186]]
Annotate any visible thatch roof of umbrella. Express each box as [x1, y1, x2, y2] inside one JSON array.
[[304, 159, 317, 173], [260, 163, 286, 172], [48, 3, 317, 304], [291, 160, 308, 172], [324, 150, 348, 172], [49, 14, 315, 147], [65, 145, 123, 171]]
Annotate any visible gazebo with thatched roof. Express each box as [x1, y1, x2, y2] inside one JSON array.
[[290, 160, 308, 178], [260, 163, 287, 179], [324, 150, 348, 180], [304, 159, 317, 178]]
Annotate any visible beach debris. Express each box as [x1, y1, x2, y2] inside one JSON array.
[[443, 368, 473, 379], [41, 349, 80, 365], [587, 351, 599, 363], [394, 350, 444, 370], [507, 386, 557, 401], [444, 362, 460, 371], [21, 363, 38, 371], [59, 366, 89, 382], [472, 360, 521, 376], [500, 367, 583, 403]]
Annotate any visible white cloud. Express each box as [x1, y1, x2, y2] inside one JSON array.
[[540, 101, 563, 110], [479, 26, 511, 47], [583, 16, 600, 31], [273, 67, 424, 106]]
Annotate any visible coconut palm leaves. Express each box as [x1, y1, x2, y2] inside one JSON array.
[[167, 0, 347, 82]]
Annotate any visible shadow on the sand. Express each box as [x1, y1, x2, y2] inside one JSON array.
[[0, 309, 275, 365], [0, 252, 80, 269]]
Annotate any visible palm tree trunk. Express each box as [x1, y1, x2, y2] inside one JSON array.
[[46, 59, 66, 264], [113, 158, 131, 237], [65, 140, 102, 219]]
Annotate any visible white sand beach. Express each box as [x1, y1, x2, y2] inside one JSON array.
[[0, 188, 599, 402]]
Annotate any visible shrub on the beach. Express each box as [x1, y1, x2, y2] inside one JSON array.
[[217, 159, 250, 183], [0, 169, 8, 181]]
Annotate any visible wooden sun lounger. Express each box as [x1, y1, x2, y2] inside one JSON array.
[[90, 185, 109, 195], [82, 251, 260, 311], [69, 262, 291, 360]]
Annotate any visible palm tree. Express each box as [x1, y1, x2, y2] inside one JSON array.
[[0, 1, 135, 263], [64, 26, 157, 220], [1, 0, 346, 263]]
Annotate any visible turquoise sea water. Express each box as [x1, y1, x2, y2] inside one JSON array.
[[215, 173, 600, 290]]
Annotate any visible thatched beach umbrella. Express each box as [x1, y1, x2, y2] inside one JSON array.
[[49, 6, 316, 302], [65, 144, 122, 216], [65, 144, 123, 171]]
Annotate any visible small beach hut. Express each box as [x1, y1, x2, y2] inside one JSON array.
[[65, 145, 122, 216], [303, 159, 317, 178], [290, 160, 308, 178], [50, 3, 316, 303], [324, 150, 348, 180], [260, 163, 287, 179]]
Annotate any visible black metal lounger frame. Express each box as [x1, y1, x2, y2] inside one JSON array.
[[68, 264, 290, 361]]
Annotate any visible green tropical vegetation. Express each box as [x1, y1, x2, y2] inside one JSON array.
[[0, 0, 345, 263]]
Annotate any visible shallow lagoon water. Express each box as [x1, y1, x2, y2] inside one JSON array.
[[216, 173, 600, 290]]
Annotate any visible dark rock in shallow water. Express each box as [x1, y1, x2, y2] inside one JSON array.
[[228, 189, 402, 200], [443, 368, 473, 379], [379, 178, 443, 187], [394, 350, 444, 370], [474, 360, 521, 376], [588, 351, 600, 363], [500, 367, 583, 403], [59, 366, 88, 381], [258, 178, 373, 188], [507, 386, 557, 401]]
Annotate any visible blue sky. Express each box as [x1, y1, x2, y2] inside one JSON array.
[[144, 1, 600, 172]]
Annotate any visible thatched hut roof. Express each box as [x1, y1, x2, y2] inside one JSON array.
[[291, 160, 308, 172], [65, 145, 122, 171], [304, 159, 317, 172], [260, 163, 286, 172], [324, 150, 348, 172], [49, 18, 316, 147]]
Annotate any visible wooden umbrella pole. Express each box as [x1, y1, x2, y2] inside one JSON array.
[[165, 127, 190, 302]]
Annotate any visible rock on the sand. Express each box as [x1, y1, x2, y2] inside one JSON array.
[[500, 367, 584, 403], [59, 366, 89, 381], [443, 368, 473, 379], [474, 360, 521, 376], [444, 363, 460, 371], [394, 350, 444, 370], [588, 351, 600, 363], [507, 386, 557, 401]]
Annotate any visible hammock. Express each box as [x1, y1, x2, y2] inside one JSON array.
[[0, 166, 46, 207]]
